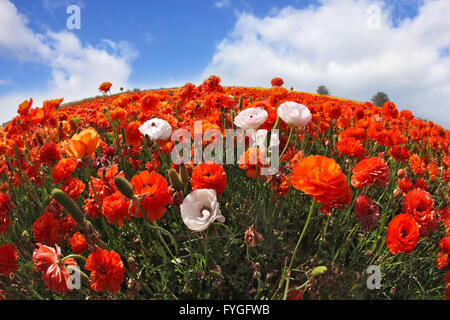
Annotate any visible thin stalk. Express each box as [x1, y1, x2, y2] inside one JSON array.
[[282, 199, 316, 299], [279, 126, 294, 160]]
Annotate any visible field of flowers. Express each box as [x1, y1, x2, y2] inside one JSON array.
[[0, 75, 448, 300]]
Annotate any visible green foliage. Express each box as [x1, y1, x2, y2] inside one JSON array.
[[371, 92, 389, 107], [317, 85, 330, 96]]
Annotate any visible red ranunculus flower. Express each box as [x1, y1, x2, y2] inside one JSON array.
[[0, 244, 18, 276], [191, 161, 227, 196], [85, 249, 124, 293], [131, 170, 172, 221], [351, 157, 389, 189], [386, 213, 420, 255]]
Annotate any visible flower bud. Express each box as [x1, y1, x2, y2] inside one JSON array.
[[168, 168, 183, 191], [311, 266, 327, 277], [179, 163, 190, 186], [121, 126, 127, 146], [21, 230, 29, 238], [238, 96, 243, 111], [52, 188, 84, 224], [114, 176, 135, 199]]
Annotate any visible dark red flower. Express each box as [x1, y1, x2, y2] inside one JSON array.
[[354, 195, 380, 232], [0, 244, 18, 276]]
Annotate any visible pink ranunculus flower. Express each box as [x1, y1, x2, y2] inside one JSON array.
[[180, 189, 225, 232], [32, 243, 77, 294], [277, 101, 311, 127], [234, 107, 268, 130]]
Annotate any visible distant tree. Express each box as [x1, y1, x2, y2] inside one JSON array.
[[317, 85, 329, 95], [371, 92, 389, 107]]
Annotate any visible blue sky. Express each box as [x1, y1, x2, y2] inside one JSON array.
[[0, 0, 320, 92], [0, 0, 449, 127]]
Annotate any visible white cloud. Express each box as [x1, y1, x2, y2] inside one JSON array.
[[0, 0, 136, 122], [215, 0, 231, 9], [203, 0, 450, 128], [41, 0, 84, 11]]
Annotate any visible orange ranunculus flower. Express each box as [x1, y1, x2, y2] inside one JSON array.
[[445, 272, 450, 300], [39, 142, 61, 165], [124, 121, 142, 147], [351, 157, 389, 189], [402, 188, 437, 237], [65, 127, 102, 159], [386, 213, 420, 255], [436, 236, 450, 270], [61, 177, 85, 200], [43, 98, 63, 119], [191, 161, 227, 196], [139, 93, 161, 114], [52, 158, 78, 183], [427, 161, 440, 181], [17, 98, 33, 117], [336, 137, 365, 159], [131, 170, 172, 221], [69, 232, 88, 254], [270, 77, 284, 87], [291, 155, 352, 214], [29, 107, 44, 125], [409, 154, 426, 176], [98, 82, 112, 93], [102, 191, 131, 227], [85, 249, 124, 293], [381, 101, 399, 119]]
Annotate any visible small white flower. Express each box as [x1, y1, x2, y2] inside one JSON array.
[[277, 102, 311, 127], [234, 107, 268, 130], [139, 118, 172, 141], [180, 189, 225, 232]]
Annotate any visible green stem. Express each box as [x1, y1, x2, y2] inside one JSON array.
[[203, 230, 209, 268], [282, 199, 316, 299], [279, 126, 294, 160], [153, 221, 182, 270], [61, 254, 86, 262]]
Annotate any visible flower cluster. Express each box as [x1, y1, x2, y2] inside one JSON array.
[[0, 75, 448, 300]]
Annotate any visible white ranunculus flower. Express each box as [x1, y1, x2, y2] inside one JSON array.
[[180, 189, 225, 232], [277, 102, 311, 127], [234, 107, 268, 130], [139, 118, 172, 141]]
